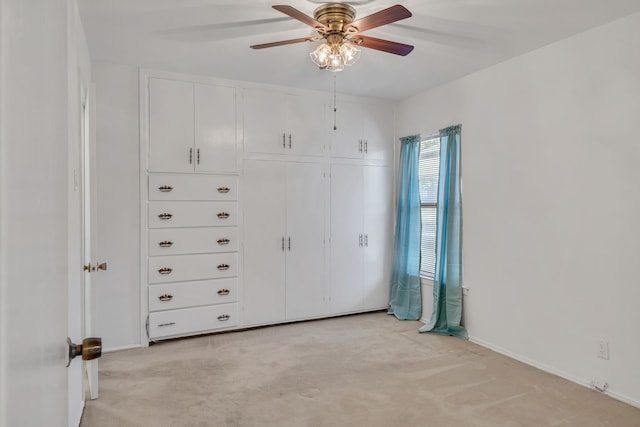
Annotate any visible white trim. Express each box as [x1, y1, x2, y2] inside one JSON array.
[[69, 401, 85, 427], [139, 69, 150, 347], [103, 344, 143, 354], [469, 336, 640, 410]]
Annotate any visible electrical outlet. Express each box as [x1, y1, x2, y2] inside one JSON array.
[[597, 340, 609, 360]]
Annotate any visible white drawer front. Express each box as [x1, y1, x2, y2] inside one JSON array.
[[148, 278, 237, 312], [148, 174, 238, 201], [148, 201, 237, 228], [148, 227, 238, 256], [149, 303, 238, 339], [148, 253, 237, 283]]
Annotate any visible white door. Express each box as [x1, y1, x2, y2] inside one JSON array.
[[285, 162, 326, 319], [243, 160, 287, 325], [363, 165, 394, 309], [148, 78, 194, 173], [362, 103, 394, 161], [286, 94, 326, 157], [329, 164, 364, 314], [195, 83, 237, 173], [243, 88, 287, 154], [330, 98, 363, 159]]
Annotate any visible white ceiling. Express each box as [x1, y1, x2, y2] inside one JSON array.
[[78, 0, 640, 100]]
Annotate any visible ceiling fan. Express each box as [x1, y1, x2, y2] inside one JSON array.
[[250, 3, 414, 71]]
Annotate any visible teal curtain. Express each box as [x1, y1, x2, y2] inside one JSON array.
[[420, 125, 467, 338], [388, 135, 422, 320]]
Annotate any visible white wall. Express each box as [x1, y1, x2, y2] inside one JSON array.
[[92, 62, 141, 351], [398, 12, 640, 406]]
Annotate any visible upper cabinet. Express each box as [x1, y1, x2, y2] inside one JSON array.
[[148, 78, 237, 173], [331, 99, 394, 162], [243, 87, 327, 156]]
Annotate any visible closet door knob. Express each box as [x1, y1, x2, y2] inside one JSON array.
[[217, 264, 230, 271], [217, 238, 230, 245], [158, 213, 173, 220], [158, 267, 173, 275], [158, 185, 173, 192], [217, 314, 230, 322], [217, 212, 230, 219], [217, 289, 230, 296], [217, 187, 230, 194], [158, 294, 173, 302]]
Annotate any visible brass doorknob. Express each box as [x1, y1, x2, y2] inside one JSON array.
[[97, 262, 107, 271], [67, 337, 102, 367]]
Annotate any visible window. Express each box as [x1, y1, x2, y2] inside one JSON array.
[[418, 135, 440, 278]]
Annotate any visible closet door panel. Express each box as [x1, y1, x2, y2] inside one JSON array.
[[286, 94, 325, 157], [148, 78, 194, 173], [195, 83, 237, 173], [363, 103, 394, 162], [285, 162, 325, 320], [329, 164, 364, 314], [243, 160, 287, 325], [243, 88, 287, 154], [363, 165, 393, 310], [330, 99, 362, 159]]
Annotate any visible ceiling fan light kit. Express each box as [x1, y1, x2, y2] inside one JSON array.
[[250, 3, 414, 72]]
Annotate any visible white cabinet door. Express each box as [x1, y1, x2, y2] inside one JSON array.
[[363, 165, 393, 310], [149, 78, 194, 173], [285, 162, 325, 319], [243, 88, 287, 154], [363, 103, 394, 162], [243, 160, 287, 325], [195, 83, 237, 173], [329, 164, 364, 314], [331, 99, 362, 159], [286, 94, 326, 157]]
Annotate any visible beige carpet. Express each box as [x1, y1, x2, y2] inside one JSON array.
[[81, 312, 640, 427]]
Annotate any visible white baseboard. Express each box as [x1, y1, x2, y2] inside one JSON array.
[[469, 336, 640, 409]]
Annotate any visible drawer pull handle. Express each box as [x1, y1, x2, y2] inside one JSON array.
[[158, 213, 173, 220], [158, 294, 173, 302], [158, 268, 173, 275], [158, 322, 175, 327], [158, 241, 173, 248], [217, 264, 230, 271], [217, 289, 230, 296], [217, 238, 230, 245], [158, 185, 173, 192], [217, 212, 230, 219], [217, 187, 230, 194], [217, 314, 230, 322]]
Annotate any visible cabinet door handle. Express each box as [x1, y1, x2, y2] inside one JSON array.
[[217, 288, 230, 296], [158, 322, 176, 327], [288, 237, 291, 251], [282, 133, 286, 148], [197, 148, 200, 164], [364, 140, 368, 153], [217, 314, 230, 322], [217, 264, 230, 271], [359, 140, 362, 153], [189, 148, 193, 164], [217, 212, 230, 219], [158, 185, 173, 192], [281, 236, 285, 252], [158, 294, 173, 302], [217, 238, 230, 245], [289, 134, 292, 149], [365, 234, 369, 247], [158, 213, 173, 220], [217, 186, 230, 194], [158, 267, 173, 275], [158, 240, 173, 248], [359, 234, 363, 247]]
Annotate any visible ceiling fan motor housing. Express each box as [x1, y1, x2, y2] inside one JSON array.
[[313, 3, 357, 35]]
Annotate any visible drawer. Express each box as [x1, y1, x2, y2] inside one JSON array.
[[148, 174, 238, 201], [148, 227, 238, 256], [149, 303, 238, 339], [148, 201, 237, 228], [148, 253, 238, 284], [148, 278, 237, 312]]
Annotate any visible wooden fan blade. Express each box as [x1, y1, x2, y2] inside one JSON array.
[[272, 5, 327, 31], [348, 4, 412, 33], [350, 35, 414, 56], [250, 36, 320, 49]]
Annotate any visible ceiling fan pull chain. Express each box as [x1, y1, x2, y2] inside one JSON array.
[[333, 74, 337, 131]]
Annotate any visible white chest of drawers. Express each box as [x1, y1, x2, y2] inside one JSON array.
[[146, 173, 239, 340]]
